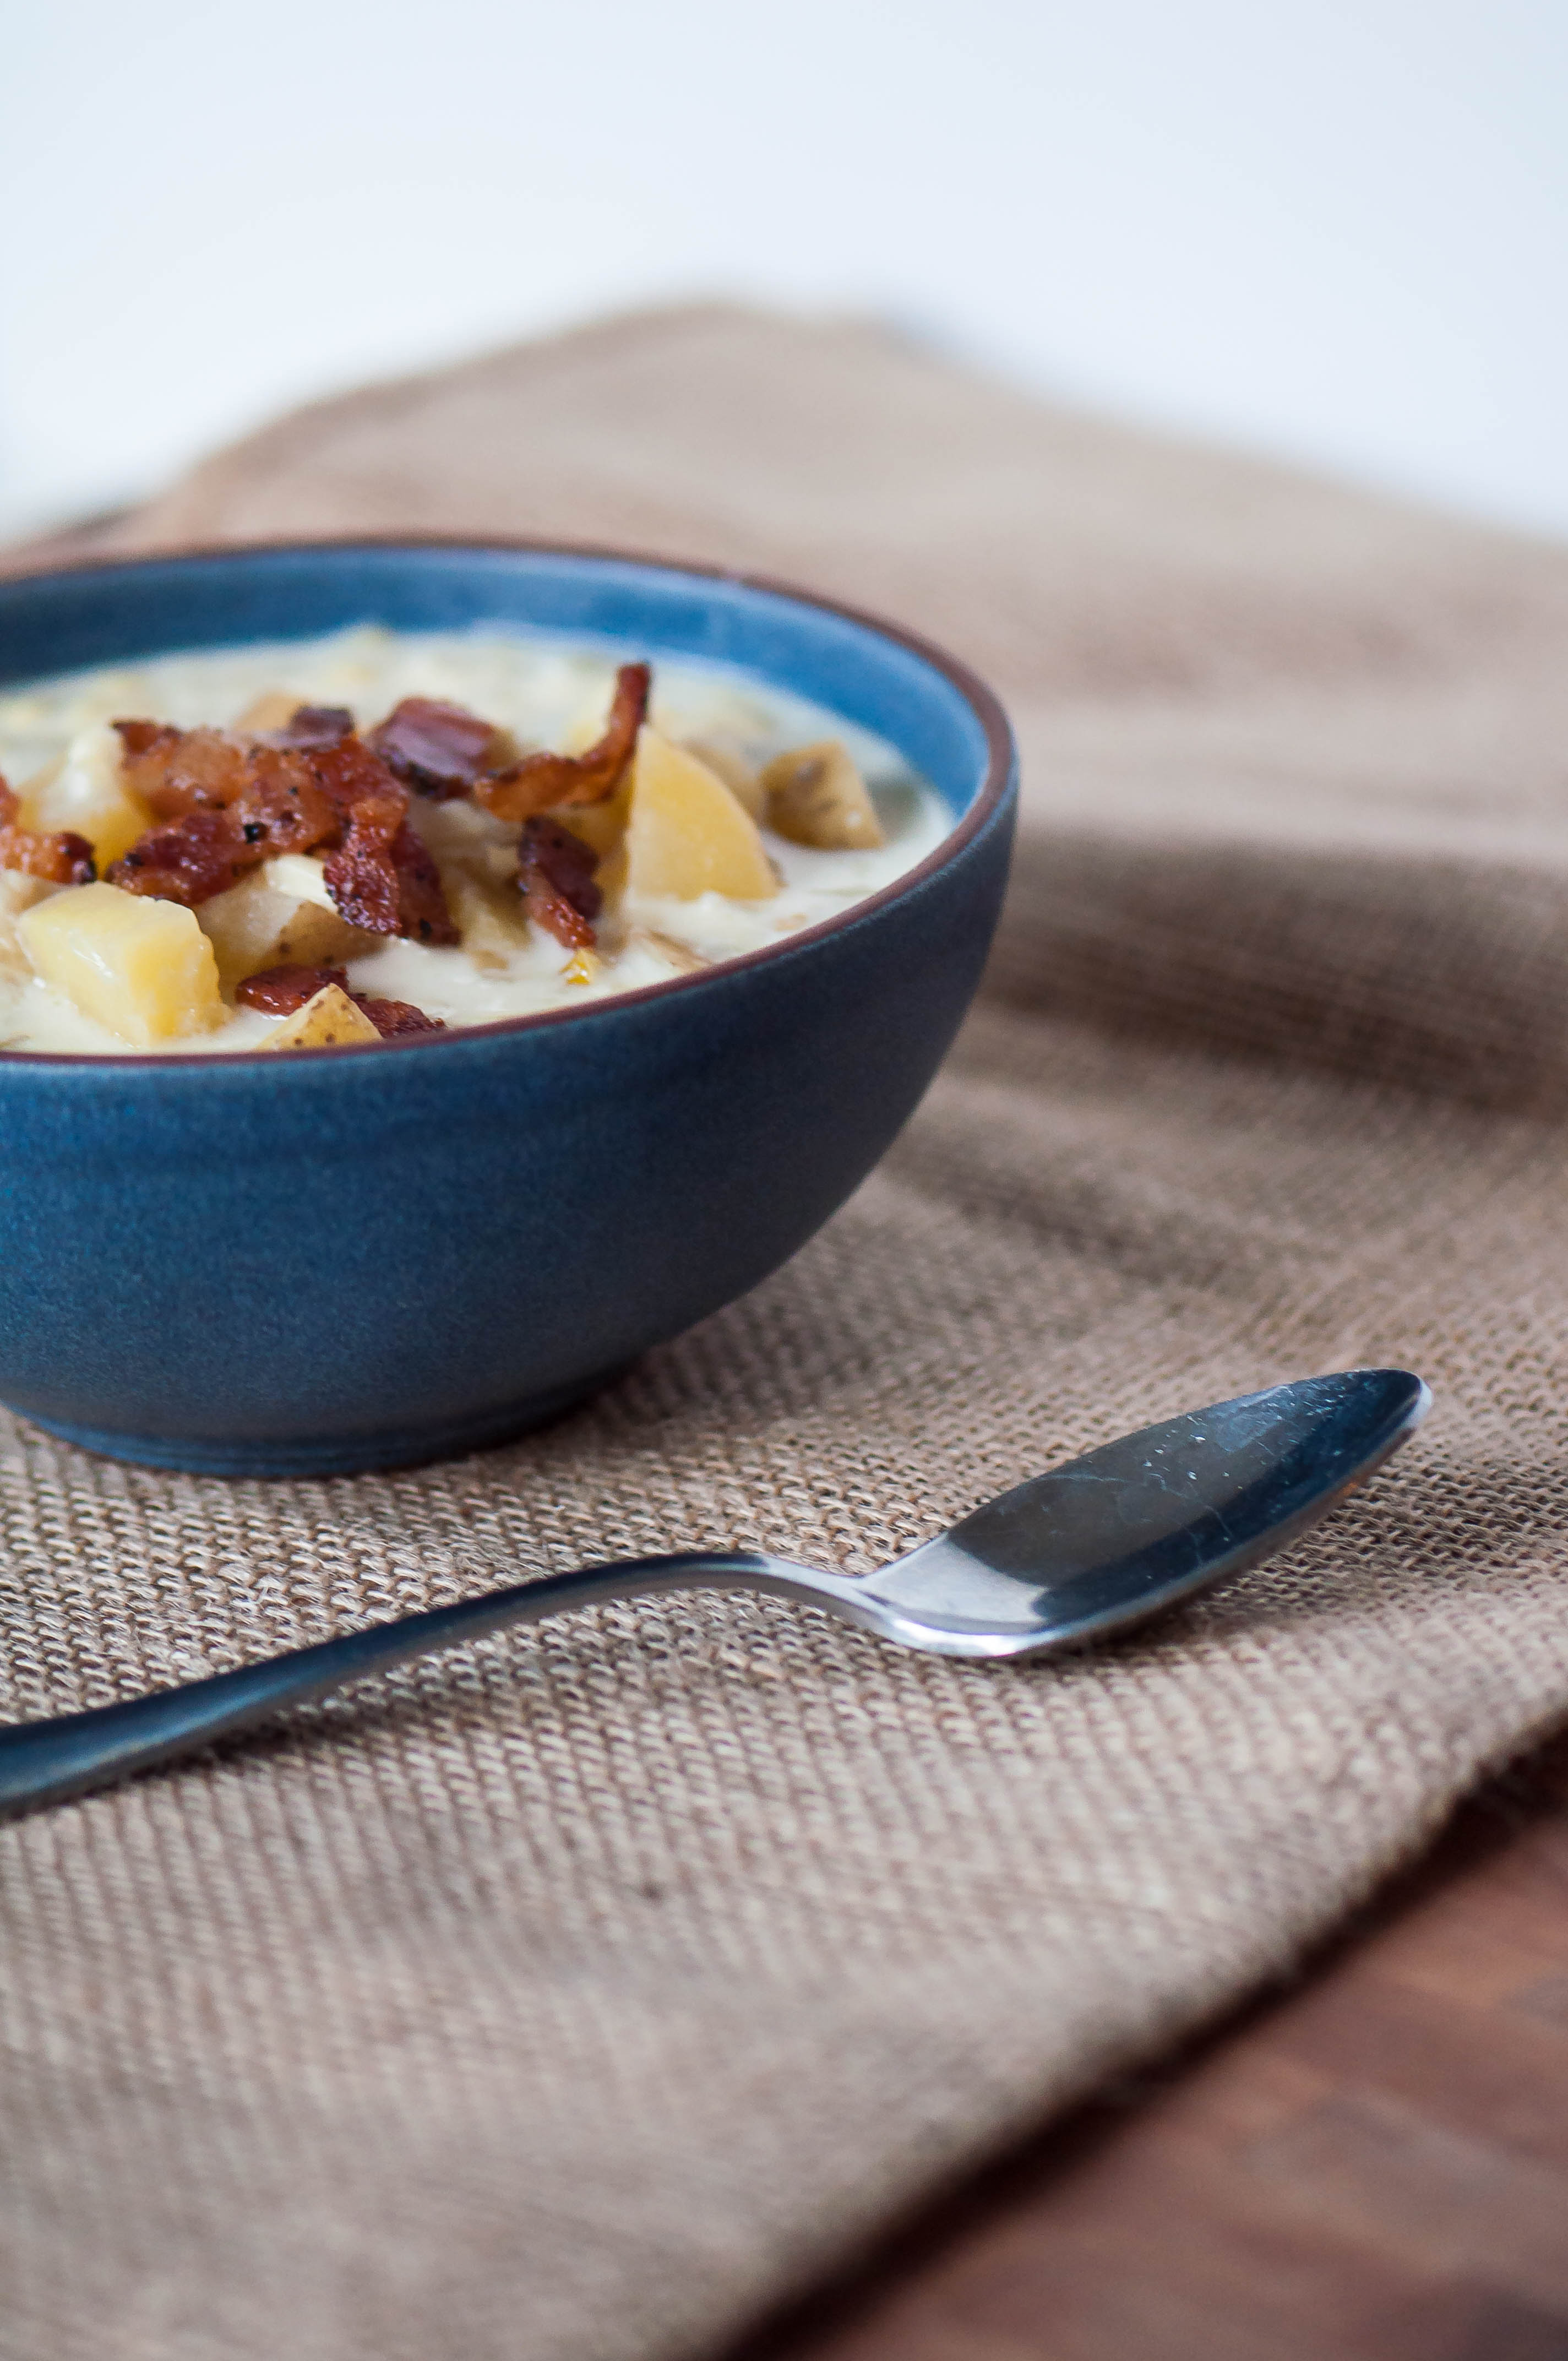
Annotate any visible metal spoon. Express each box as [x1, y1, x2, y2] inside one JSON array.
[[0, 1369, 1428, 1820]]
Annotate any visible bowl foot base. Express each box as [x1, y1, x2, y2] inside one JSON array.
[[14, 1368, 631, 1478]]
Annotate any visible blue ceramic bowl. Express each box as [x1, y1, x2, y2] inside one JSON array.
[[0, 541, 1016, 1475]]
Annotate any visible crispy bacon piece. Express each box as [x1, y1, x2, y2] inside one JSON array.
[[113, 719, 166, 759], [367, 698, 499, 800], [1, 830, 94, 884], [476, 662, 649, 823], [107, 715, 456, 942], [321, 787, 459, 945], [106, 721, 412, 911], [518, 816, 601, 951], [301, 733, 407, 828], [357, 993, 447, 1037], [235, 963, 341, 1016], [235, 963, 347, 1016], [0, 773, 96, 885], [105, 789, 319, 904], [111, 721, 340, 857], [267, 705, 354, 749], [108, 808, 251, 906], [383, 823, 459, 946], [320, 790, 402, 933], [237, 962, 445, 1038], [115, 721, 249, 818], [106, 739, 344, 904], [226, 746, 342, 858]]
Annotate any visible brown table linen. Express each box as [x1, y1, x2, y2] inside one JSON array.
[[6, 306, 1568, 2361]]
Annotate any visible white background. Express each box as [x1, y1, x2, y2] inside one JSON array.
[[3, 0, 1564, 538]]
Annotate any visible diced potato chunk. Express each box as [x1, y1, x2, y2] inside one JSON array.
[[233, 689, 307, 731], [0, 873, 56, 983], [680, 739, 766, 822], [262, 983, 381, 1051], [761, 740, 885, 851], [17, 723, 152, 867], [445, 869, 530, 972], [262, 854, 338, 909], [197, 857, 371, 987], [622, 730, 778, 902], [20, 882, 224, 1044]]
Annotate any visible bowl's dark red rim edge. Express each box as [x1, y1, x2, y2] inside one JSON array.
[[0, 533, 1017, 1070]]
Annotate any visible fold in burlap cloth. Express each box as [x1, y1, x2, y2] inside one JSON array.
[[7, 307, 1568, 2361]]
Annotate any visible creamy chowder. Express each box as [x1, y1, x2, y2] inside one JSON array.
[[0, 627, 952, 1056]]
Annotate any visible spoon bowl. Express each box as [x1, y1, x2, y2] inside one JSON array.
[[846, 1365, 1429, 1656], [0, 1370, 1429, 1818]]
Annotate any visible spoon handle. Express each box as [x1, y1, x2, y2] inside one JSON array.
[[0, 1551, 785, 1820]]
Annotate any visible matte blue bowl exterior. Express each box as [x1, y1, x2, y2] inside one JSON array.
[[0, 542, 1016, 1473]]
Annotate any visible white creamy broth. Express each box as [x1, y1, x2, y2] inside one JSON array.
[[0, 626, 952, 1056]]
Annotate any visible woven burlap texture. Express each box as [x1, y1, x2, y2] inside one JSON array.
[[7, 307, 1568, 2361]]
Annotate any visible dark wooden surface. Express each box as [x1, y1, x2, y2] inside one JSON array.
[[727, 1733, 1568, 2361]]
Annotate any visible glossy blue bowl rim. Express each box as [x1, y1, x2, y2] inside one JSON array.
[[0, 536, 1016, 1070]]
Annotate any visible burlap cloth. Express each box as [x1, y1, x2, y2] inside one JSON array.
[[6, 306, 1568, 2361]]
